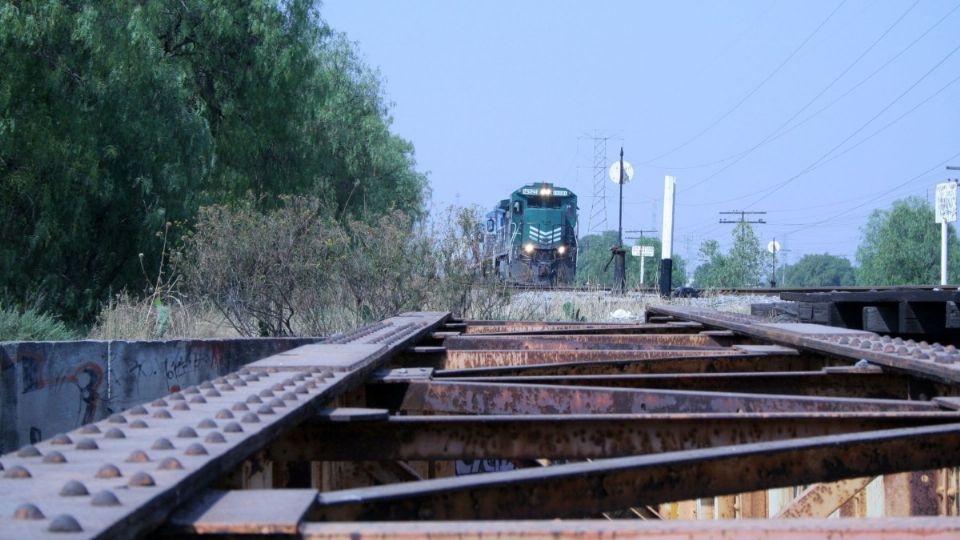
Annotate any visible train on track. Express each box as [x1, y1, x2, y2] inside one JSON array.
[[481, 182, 578, 286]]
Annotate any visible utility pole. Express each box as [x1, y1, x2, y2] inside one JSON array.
[[718, 211, 767, 225], [779, 248, 792, 287]]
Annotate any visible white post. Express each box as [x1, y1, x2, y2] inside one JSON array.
[[659, 175, 676, 296], [640, 255, 645, 287], [942, 220, 949, 286]]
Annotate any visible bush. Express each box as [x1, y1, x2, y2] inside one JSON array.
[[175, 198, 509, 337], [0, 303, 75, 341]]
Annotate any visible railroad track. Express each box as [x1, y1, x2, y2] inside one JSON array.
[[3, 309, 960, 537], [511, 283, 960, 295]]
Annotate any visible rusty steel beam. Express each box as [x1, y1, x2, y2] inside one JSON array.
[[434, 351, 834, 377], [302, 518, 960, 539], [432, 370, 916, 399], [312, 422, 960, 521], [647, 306, 960, 384], [443, 333, 744, 350], [885, 471, 941, 516], [776, 477, 875, 518], [163, 489, 319, 536], [444, 348, 749, 370], [265, 412, 960, 461], [0, 312, 449, 539], [397, 381, 939, 415], [461, 320, 704, 335]]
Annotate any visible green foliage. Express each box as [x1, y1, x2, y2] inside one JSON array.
[[0, 1, 427, 325], [562, 301, 585, 321], [178, 199, 506, 336], [856, 197, 960, 286], [575, 232, 687, 289], [0, 303, 75, 341], [575, 231, 621, 287], [692, 222, 765, 288], [626, 237, 687, 289], [782, 253, 856, 287]]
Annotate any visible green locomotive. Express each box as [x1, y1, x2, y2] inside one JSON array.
[[482, 182, 578, 285]]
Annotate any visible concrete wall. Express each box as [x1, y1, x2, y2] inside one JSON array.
[[0, 337, 320, 453]]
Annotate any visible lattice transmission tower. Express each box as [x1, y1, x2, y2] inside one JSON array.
[[587, 136, 611, 233]]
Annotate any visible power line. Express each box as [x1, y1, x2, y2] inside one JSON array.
[[781, 149, 960, 236], [679, 64, 960, 209], [637, 0, 848, 165], [676, 1, 960, 195], [743, 38, 960, 209], [665, 0, 921, 174]]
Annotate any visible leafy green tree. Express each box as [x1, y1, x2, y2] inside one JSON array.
[[692, 221, 764, 288], [575, 232, 686, 289], [856, 197, 960, 286], [575, 231, 620, 287], [0, 1, 427, 324], [0, 1, 212, 322], [781, 254, 856, 287], [626, 237, 687, 289]]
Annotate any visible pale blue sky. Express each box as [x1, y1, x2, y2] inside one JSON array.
[[322, 0, 960, 269]]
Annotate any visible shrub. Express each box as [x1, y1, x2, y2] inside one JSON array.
[[0, 303, 75, 341], [176, 198, 509, 337]]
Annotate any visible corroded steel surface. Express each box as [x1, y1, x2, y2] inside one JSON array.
[[268, 412, 960, 461], [399, 381, 937, 415], [431, 370, 915, 398], [302, 517, 960, 539], [776, 477, 876, 518], [0, 312, 448, 539], [648, 305, 960, 384], [313, 422, 960, 520], [5, 308, 960, 538]]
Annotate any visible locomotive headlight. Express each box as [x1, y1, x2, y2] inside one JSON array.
[[523, 243, 535, 254], [557, 245, 567, 255], [540, 188, 552, 196]]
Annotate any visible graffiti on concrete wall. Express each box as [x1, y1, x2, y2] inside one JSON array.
[[455, 459, 516, 476], [19, 350, 105, 438]]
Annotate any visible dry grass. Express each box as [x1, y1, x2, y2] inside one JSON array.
[[480, 289, 779, 323], [88, 293, 240, 340]]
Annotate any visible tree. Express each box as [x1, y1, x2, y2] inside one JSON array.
[[692, 221, 764, 288], [626, 237, 687, 289], [576, 232, 686, 289], [575, 231, 620, 287], [781, 254, 856, 287], [0, 1, 427, 324], [856, 197, 960, 286]]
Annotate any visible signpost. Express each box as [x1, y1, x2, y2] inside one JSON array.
[[631, 245, 654, 286], [936, 181, 957, 286]]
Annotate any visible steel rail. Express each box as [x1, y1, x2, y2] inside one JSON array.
[[647, 305, 960, 384]]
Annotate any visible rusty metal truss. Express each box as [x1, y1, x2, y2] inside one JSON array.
[[4, 307, 960, 538]]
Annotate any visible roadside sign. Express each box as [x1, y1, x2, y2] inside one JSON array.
[[936, 182, 957, 223], [631, 245, 654, 257]]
